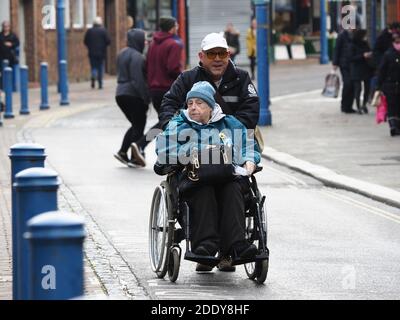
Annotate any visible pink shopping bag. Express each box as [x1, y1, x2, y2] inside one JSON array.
[[376, 94, 387, 124]]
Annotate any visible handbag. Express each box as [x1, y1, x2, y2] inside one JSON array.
[[375, 94, 387, 124], [322, 71, 340, 98]]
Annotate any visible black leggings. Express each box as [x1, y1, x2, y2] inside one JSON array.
[[353, 79, 371, 109], [136, 90, 166, 150], [116, 95, 148, 154]]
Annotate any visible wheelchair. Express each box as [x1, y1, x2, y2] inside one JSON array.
[[148, 166, 269, 284]]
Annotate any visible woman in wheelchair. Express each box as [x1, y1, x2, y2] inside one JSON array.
[[155, 81, 261, 272]]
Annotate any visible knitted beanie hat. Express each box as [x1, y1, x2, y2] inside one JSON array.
[[186, 81, 216, 109]]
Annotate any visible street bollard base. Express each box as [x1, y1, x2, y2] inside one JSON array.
[[40, 105, 50, 110], [20, 110, 30, 115], [4, 113, 15, 119], [60, 101, 70, 106]]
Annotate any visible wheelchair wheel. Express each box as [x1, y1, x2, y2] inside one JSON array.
[[244, 198, 269, 283], [149, 184, 172, 278], [168, 247, 181, 282]]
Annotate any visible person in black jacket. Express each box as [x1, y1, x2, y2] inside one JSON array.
[[224, 23, 240, 63], [113, 29, 150, 166], [377, 32, 400, 136], [84, 17, 111, 89], [157, 32, 259, 273], [159, 32, 259, 131], [373, 22, 400, 70], [333, 29, 356, 113], [0, 21, 19, 90], [349, 29, 374, 114]]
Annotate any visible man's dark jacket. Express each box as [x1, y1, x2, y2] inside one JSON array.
[[373, 28, 393, 69], [0, 32, 19, 65], [159, 61, 259, 129], [84, 25, 111, 59], [377, 47, 400, 94], [333, 30, 353, 69]]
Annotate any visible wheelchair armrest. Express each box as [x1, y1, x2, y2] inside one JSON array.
[[153, 162, 180, 176]]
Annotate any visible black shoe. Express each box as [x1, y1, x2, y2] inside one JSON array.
[[362, 106, 368, 114], [217, 256, 236, 272], [114, 151, 129, 166], [344, 109, 357, 114], [195, 263, 214, 272], [231, 241, 258, 260], [91, 78, 95, 89], [131, 143, 146, 167]]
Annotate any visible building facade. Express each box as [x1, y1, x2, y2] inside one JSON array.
[[1, 0, 129, 83]]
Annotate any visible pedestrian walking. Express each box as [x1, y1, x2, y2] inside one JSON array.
[[114, 29, 150, 166], [157, 32, 259, 272], [0, 21, 19, 89], [130, 16, 183, 167], [333, 29, 356, 113], [246, 18, 257, 80], [373, 22, 400, 69], [83, 17, 111, 90], [376, 32, 400, 137], [349, 29, 374, 114], [224, 23, 240, 63]]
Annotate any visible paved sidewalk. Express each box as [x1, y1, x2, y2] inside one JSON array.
[[259, 90, 400, 208]]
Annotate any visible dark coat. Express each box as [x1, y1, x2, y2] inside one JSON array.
[[224, 31, 240, 57], [373, 28, 393, 69], [115, 29, 149, 104], [349, 40, 374, 81], [377, 47, 400, 94], [333, 30, 353, 69], [0, 32, 20, 65], [84, 25, 111, 59], [159, 61, 259, 130]]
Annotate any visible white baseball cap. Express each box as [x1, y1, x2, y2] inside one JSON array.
[[201, 33, 229, 51]]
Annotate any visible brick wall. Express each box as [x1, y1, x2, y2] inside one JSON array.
[[8, 0, 128, 84]]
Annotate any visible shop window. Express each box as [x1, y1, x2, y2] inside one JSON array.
[[86, 0, 97, 28], [72, 0, 84, 29]]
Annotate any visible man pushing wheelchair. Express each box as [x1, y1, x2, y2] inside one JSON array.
[[155, 81, 261, 273]]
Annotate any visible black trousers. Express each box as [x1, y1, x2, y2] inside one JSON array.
[[353, 79, 371, 109], [249, 56, 256, 79], [183, 180, 247, 255], [340, 67, 355, 112], [384, 91, 400, 129], [136, 90, 166, 150], [116, 95, 148, 154]]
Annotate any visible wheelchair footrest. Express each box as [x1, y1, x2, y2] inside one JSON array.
[[184, 252, 220, 267], [232, 253, 269, 266]]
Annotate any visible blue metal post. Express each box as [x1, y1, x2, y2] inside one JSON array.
[[320, 0, 329, 64], [59, 60, 70, 106], [255, 0, 271, 126], [371, 0, 377, 47], [171, 0, 178, 19], [25, 211, 86, 300], [14, 168, 60, 300], [40, 63, 50, 110], [19, 66, 30, 115], [9, 143, 46, 300], [57, 0, 68, 94], [4, 67, 14, 119], [2, 59, 9, 90]]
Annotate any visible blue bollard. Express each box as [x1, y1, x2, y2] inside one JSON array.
[[255, 0, 272, 126], [13, 64, 20, 93], [40, 63, 50, 110], [320, 0, 329, 65], [25, 211, 86, 300], [14, 167, 60, 300], [59, 60, 69, 106], [9, 143, 46, 300], [19, 66, 30, 115], [4, 67, 14, 119], [2, 59, 9, 90]]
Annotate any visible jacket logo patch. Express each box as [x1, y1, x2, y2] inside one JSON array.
[[248, 84, 257, 97]]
